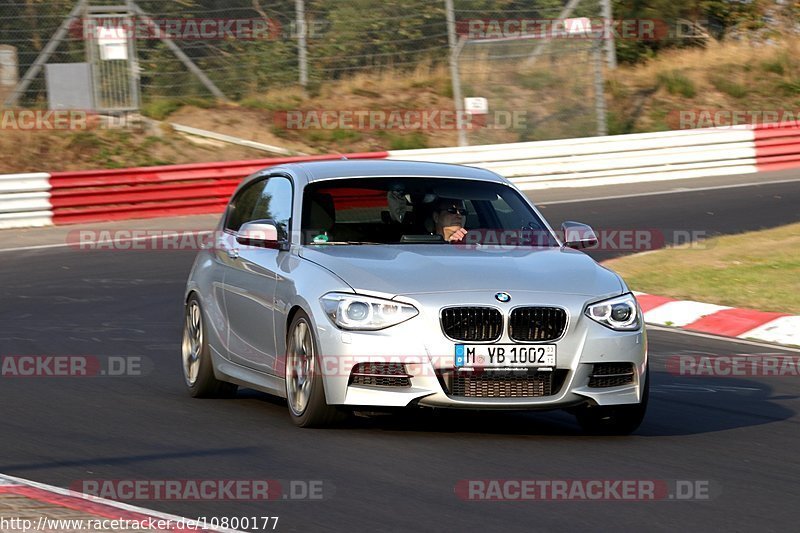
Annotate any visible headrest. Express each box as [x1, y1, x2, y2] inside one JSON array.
[[307, 192, 335, 232]]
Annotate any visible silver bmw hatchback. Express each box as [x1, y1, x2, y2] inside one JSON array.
[[182, 160, 648, 433]]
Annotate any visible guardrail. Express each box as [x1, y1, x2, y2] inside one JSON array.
[[754, 125, 800, 172], [0, 173, 52, 229], [1, 124, 798, 229], [388, 127, 763, 190]]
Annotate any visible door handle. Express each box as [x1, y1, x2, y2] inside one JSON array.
[[227, 248, 239, 259]]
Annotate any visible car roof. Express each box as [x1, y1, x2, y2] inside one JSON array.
[[265, 159, 508, 185]]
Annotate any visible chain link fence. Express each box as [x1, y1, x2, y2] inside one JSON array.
[[0, 0, 450, 100], [453, 1, 607, 144], [0, 0, 709, 144]]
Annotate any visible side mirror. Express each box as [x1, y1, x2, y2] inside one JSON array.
[[236, 220, 288, 250], [561, 221, 598, 249]]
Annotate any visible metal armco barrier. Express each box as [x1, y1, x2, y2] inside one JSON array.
[[388, 127, 763, 190], [754, 125, 800, 172], [0, 173, 52, 229], [1, 124, 799, 229]]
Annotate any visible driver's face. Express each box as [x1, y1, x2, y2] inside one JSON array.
[[434, 204, 467, 227]]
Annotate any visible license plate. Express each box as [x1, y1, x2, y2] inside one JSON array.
[[454, 344, 556, 369]]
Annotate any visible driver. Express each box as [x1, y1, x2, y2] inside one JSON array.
[[432, 198, 468, 242]]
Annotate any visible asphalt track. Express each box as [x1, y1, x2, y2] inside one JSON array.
[[1, 172, 799, 532], [534, 170, 800, 261]]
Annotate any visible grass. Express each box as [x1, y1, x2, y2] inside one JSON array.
[[603, 223, 800, 314], [240, 88, 304, 111], [388, 132, 429, 150], [606, 110, 636, 135], [329, 129, 362, 142], [710, 75, 749, 98], [516, 69, 559, 91], [762, 53, 789, 75], [778, 79, 800, 95], [64, 130, 174, 169], [326, 61, 449, 97], [604, 37, 800, 134], [656, 70, 697, 98], [141, 99, 184, 120], [140, 97, 214, 120]]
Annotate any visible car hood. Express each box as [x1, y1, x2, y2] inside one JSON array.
[[299, 245, 623, 297]]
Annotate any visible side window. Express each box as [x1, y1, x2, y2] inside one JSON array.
[[256, 177, 293, 240], [225, 179, 268, 232]]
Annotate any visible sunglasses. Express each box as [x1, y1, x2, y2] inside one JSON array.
[[441, 206, 467, 216]]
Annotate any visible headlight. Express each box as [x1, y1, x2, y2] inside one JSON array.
[[585, 293, 641, 331], [321, 293, 418, 330]]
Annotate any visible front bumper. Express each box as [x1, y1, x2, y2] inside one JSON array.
[[311, 291, 647, 409]]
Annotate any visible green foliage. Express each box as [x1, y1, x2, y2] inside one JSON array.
[[64, 129, 171, 168], [307, 0, 447, 76], [141, 99, 184, 120], [302, 128, 363, 144], [647, 104, 672, 132], [351, 87, 382, 98], [388, 132, 429, 150], [710, 76, 748, 98], [606, 77, 630, 100], [516, 70, 558, 91], [606, 110, 635, 136], [611, 0, 768, 64], [241, 96, 301, 112], [329, 128, 362, 142], [3, 0, 791, 105], [762, 57, 787, 76], [182, 97, 215, 109], [657, 71, 696, 98], [778, 80, 800, 95], [270, 125, 290, 138]]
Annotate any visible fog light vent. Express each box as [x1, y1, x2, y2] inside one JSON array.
[[349, 362, 411, 387], [588, 363, 635, 388]]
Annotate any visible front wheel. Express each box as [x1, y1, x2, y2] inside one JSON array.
[[574, 366, 649, 435], [285, 311, 348, 428]]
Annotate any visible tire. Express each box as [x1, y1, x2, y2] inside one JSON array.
[[574, 366, 649, 435], [182, 295, 238, 398], [285, 311, 348, 428]]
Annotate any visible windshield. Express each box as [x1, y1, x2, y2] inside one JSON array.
[[301, 177, 558, 246]]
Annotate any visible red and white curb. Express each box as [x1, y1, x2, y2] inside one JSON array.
[[0, 473, 242, 532], [635, 292, 800, 347]]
